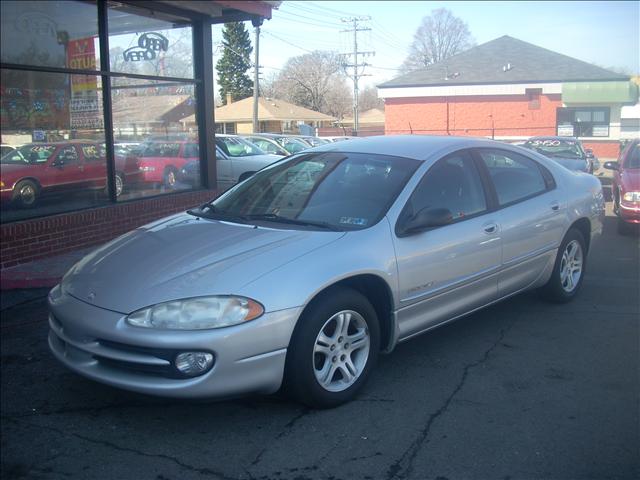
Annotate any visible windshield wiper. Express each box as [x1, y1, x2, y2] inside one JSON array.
[[243, 213, 340, 231], [187, 205, 249, 223]]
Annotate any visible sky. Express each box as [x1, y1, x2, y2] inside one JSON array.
[[211, 1, 640, 90]]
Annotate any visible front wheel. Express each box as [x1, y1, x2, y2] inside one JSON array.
[[284, 288, 380, 408], [12, 180, 39, 208], [540, 228, 586, 303], [163, 167, 178, 189]]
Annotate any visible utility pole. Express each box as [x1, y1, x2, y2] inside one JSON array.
[[340, 16, 374, 136], [252, 18, 263, 134]]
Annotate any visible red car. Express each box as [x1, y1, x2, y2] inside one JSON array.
[[136, 141, 199, 187], [605, 139, 640, 234], [0, 141, 140, 208]]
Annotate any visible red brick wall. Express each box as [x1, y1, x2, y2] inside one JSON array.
[[581, 141, 621, 160], [1, 190, 216, 269], [385, 94, 562, 137]]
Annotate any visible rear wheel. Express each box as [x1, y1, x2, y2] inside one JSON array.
[[284, 287, 379, 408], [115, 172, 124, 197], [540, 228, 586, 303], [12, 180, 39, 208], [163, 167, 178, 188]]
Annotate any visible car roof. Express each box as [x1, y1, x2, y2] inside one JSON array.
[[309, 135, 515, 161], [527, 136, 579, 141]]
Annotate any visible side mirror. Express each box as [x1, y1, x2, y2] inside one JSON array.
[[398, 207, 453, 236], [585, 149, 594, 158], [603, 161, 619, 171]]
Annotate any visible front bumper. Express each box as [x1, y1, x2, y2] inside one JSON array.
[[619, 202, 640, 223], [48, 286, 301, 399]]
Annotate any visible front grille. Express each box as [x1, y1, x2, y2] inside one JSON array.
[[96, 339, 186, 378]]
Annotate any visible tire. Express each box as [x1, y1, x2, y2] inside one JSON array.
[[540, 228, 587, 303], [115, 172, 124, 197], [613, 189, 620, 216], [163, 167, 178, 188], [12, 180, 39, 208], [284, 287, 380, 408]]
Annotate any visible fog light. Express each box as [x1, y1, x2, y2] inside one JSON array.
[[174, 352, 214, 377]]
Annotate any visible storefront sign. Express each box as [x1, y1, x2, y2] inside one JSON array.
[[592, 125, 609, 137], [67, 37, 102, 129], [557, 124, 574, 136], [123, 32, 169, 62]]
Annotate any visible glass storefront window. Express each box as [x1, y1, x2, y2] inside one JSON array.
[[110, 79, 201, 201], [1, 1, 99, 71], [108, 3, 194, 80], [0, 69, 108, 222]]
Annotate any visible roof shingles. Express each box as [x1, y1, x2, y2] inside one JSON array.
[[378, 36, 629, 88]]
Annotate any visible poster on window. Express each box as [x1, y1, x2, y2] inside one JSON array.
[[591, 125, 609, 137], [67, 37, 102, 129], [557, 124, 574, 136]]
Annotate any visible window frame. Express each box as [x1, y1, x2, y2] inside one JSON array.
[[395, 149, 492, 236], [471, 147, 557, 210], [556, 107, 611, 138]]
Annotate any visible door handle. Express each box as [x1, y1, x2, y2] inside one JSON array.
[[550, 201, 560, 211], [483, 223, 498, 234]]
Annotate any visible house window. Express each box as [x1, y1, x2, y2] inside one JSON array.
[[556, 107, 610, 137]]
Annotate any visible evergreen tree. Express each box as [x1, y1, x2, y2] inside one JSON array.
[[216, 22, 253, 104]]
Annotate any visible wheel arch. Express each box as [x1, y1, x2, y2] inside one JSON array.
[[569, 217, 591, 253], [297, 274, 395, 354]]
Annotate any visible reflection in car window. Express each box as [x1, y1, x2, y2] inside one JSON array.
[[523, 138, 584, 158], [211, 152, 420, 230], [81, 144, 102, 161], [56, 146, 79, 164], [183, 143, 199, 158], [479, 149, 547, 205], [404, 151, 487, 221]]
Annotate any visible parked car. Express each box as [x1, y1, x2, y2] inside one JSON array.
[[321, 136, 357, 142], [292, 135, 330, 147], [136, 140, 199, 188], [0, 141, 139, 207], [214, 135, 284, 190], [1, 144, 17, 158], [241, 135, 291, 156], [48, 136, 604, 408], [244, 133, 310, 154], [522, 136, 596, 173], [604, 139, 639, 234]]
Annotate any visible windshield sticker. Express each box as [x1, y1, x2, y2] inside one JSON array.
[[339, 217, 368, 226]]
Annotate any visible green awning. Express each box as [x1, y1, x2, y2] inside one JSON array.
[[562, 81, 639, 103]]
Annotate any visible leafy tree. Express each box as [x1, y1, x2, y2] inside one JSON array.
[[401, 8, 474, 73], [358, 85, 384, 112], [216, 22, 253, 104]]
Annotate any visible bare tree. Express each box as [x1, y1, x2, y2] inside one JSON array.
[[272, 51, 350, 115], [358, 85, 384, 112], [401, 8, 474, 73]]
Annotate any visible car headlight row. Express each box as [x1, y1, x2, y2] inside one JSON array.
[[622, 191, 640, 202], [126, 296, 264, 330]]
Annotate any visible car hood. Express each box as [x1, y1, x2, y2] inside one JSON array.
[[61, 212, 344, 313], [620, 168, 640, 191]]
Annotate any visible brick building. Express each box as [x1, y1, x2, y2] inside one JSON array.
[[378, 36, 639, 159]]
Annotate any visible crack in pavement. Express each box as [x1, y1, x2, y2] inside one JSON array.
[[385, 322, 514, 480], [250, 408, 311, 466], [3, 416, 239, 480]]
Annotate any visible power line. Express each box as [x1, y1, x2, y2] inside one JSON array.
[[263, 31, 316, 54], [303, 1, 362, 18]]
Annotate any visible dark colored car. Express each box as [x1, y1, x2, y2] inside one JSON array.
[[604, 139, 640, 234], [136, 140, 199, 188], [0, 141, 140, 208], [522, 137, 596, 174]]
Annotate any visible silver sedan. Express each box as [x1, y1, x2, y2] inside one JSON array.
[[48, 136, 605, 408]]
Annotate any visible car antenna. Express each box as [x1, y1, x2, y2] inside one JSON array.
[[408, 122, 413, 134]]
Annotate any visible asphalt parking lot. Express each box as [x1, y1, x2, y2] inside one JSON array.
[[1, 207, 638, 480]]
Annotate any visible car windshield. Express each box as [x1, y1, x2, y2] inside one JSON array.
[[200, 152, 420, 231], [216, 137, 265, 157], [276, 137, 308, 153], [0, 144, 56, 164], [625, 145, 639, 169], [524, 139, 584, 158]]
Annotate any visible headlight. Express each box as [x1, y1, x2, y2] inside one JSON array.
[[126, 296, 264, 330], [0, 180, 4, 188], [623, 191, 640, 202]]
